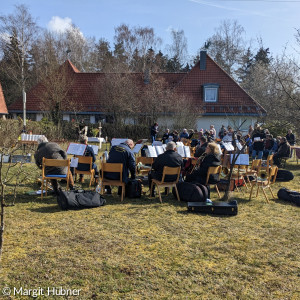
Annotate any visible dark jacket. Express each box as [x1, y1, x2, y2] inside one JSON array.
[[286, 133, 295, 146], [194, 142, 208, 158], [105, 143, 136, 183], [276, 141, 291, 157], [77, 145, 97, 172], [34, 142, 68, 175], [252, 130, 266, 151], [162, 133, 169, 144], [152, 150, 183, 182], [150, 125, 158, 137], [186, 153, 221, 184]]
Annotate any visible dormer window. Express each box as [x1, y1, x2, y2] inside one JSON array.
[[203, 84, 219, 102]]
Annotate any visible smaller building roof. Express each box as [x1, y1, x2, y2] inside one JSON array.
[[0, 82, 8, 114]]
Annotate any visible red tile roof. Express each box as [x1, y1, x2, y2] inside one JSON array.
[[0, 82, 8, 114], [8, 55, 266, 116]]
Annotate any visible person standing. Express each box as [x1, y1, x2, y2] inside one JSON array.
[[252, 125, 266, 159], [286, 129, 295, 146], [150, 123, 159, 144]]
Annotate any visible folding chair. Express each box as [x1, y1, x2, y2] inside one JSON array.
[[100, 163, 125, 201], [245, 159, 262, 183], [205, 165, 222, 199], [41, 158, 71, 199], [136, 157, 154, 175], [249, 165, 278, 202], [150, 166, 181, 203], [74, 155, 95, 187]]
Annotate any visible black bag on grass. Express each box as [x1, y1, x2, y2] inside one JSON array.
[[275, 170, 294, 182], [57, 189, 106, 210], [125, 179, 142, 198], [277, 188, 300, 206], [187, 200, 238, 215], [172, 182, 208, 202]]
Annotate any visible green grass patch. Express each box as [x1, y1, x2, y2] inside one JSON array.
[[0, 158, 299, 299]]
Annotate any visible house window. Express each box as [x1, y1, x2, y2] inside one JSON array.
[[203, 84, 219, 102]]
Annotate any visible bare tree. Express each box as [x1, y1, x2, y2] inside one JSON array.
[[206, 20, 248, 78], [0, 4, 39, 129], [114, 24, 162, 72], [166, 28, 188, 69]]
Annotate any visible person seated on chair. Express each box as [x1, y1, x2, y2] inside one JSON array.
[[180, 128, 189, 140], [76, 135, 99, 183], [185, 142, 221, 185], [273, 137, 291, 167], [34, 136, 74, 194], [104, 139, 136, 194], [149, 141, 183, 197], [194, 136, 208, 158], [162, 129, 170, 144]]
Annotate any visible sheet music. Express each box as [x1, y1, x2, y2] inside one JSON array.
[[254, 137, 261, 141], [67, 143, 87, 156], [223, 135, 233, 142], [90, 145, 99, 155], [70, 157, 79, 168], [111, 138, 128, 146], [176, 142, 184, 147], [147, 145, 158, 157], [153, 141, 163, 146], [235, 140, 242, 150], [155, 145, 164, 155], [184, 146, 191, 158], [132, 143, 143, 154], [177, 145, 185, 157], [230, 154, 249, 165], [162, 144, 166, 151], [223, 142, 234, 151]]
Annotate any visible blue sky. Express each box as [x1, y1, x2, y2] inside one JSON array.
[[2, 0, 300, 58]]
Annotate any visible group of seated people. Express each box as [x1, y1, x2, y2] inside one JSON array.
[[34, 123, 296, 197]]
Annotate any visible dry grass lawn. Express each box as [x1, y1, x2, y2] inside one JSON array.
[[0, 155, 299, 299]]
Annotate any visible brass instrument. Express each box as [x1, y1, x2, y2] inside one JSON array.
[[190, 152, 207, 173]]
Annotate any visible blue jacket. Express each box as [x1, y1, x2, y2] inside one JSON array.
[[105, 143, 136, 183]]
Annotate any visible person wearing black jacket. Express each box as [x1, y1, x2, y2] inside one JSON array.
[[273, 137, 291, 166], [194, 136, 208, 157], [149, 141, 183, 196], [286, 129, 295, 146], [105, 139, 136, 183], [186, 142, 221, 185], [252, 126, 266, 159], [150, 123, 158, 144], [162, 129, 170, 144]]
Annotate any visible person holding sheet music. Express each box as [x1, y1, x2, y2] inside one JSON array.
[[76, 135, 99, 183], [149, 141, 183, 197], [104, 139, 136, 194], [34, 136, 74, 194], [252, 125, 266, 159], [185, 142, 221, 188]]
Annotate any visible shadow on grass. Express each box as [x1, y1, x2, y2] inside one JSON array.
[[28, 205, 61, 214]]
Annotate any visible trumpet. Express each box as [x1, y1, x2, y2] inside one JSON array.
[[190, 152, 207, 173]]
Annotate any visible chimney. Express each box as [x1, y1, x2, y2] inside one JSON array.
[[144, 68, 150, 84], [200, 50, 207, 70]]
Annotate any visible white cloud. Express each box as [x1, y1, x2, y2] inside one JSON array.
[[47, 16, 73, 33]]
